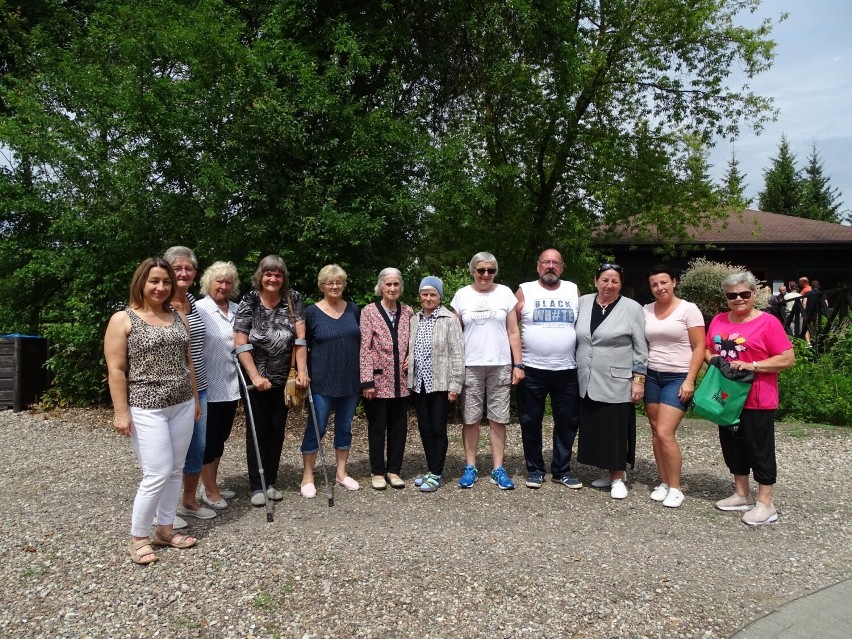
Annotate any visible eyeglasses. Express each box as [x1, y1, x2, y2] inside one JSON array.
[[324, 281, 344, 288], [173, 266, 196, 273], [597, 263, 623, 274], [725, 291, 753, 300], [476, 268, 497, 275], [538, 260, 563, 267]]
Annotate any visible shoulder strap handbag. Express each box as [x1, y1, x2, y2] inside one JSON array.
[[283, 291, 306, 409]]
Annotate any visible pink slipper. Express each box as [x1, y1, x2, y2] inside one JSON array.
[[336, 476, 360, 491], [300, 483, 317, 498]]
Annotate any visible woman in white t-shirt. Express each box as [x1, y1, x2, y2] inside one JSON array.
[[643, 265, 705, 508], [450, 252, 524, 490]]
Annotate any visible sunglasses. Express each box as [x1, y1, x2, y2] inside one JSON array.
[[725, 290, 753, 300], [476, 268, 497, 275], [597, 263, 623, 274]]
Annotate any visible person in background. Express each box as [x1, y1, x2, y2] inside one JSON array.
[[408, 277, 465, 492], [300, 264, 362, 497], [575, 263, 647, 500], [105, 258, 199, 565], [196, 261, 241, 509], [360, 268, 414, 490], [450, 252, 524, 490], [643, 265, 705, 508], [164, 246, 214, 523], [707, 271, 794, 526], [515, 248, 582, 490], [234, 255, 308, 505]]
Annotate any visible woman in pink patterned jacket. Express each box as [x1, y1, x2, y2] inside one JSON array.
[[360, 268, 414, 490]]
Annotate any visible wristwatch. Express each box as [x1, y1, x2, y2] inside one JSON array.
[[752, 361, 759, 371], [513, 364, 525, 370]]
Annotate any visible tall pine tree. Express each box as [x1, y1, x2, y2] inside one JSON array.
[[720, 150, 751, 209], [798, 144, 844, 223], [758, 135, 800, 215]]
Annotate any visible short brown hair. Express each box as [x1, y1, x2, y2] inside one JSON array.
[[251, 255, 289, 291], [129, 257, 176, 311]]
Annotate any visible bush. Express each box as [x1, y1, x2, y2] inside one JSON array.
[[678, 257, 770, 324], [777, 328, 852, 426]]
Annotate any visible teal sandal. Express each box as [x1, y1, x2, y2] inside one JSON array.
[[419, 473, 442, 492]]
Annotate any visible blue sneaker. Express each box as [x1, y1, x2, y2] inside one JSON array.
[[490, 466, 515, 490], [458, 465, 478, 488], [414, 474, 426, 487], [419, 473, 442, 492], [525, 473, 544, 489], [553, 472, 583, 489]]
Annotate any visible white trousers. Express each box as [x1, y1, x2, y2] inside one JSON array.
[[129, 399, 195, 537]]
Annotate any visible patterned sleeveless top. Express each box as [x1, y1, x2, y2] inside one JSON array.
[[126, 309, 193, 409]]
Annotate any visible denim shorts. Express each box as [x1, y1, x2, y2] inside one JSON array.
[[643, 369, 690, 411]]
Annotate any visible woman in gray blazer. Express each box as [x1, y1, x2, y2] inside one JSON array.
[[575, 264, 648, 499]]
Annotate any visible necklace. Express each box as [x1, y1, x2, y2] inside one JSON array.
[[596, 296, 616, 315]]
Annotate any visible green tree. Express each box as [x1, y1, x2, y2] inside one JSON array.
[[758, 134, 800, 215], [720, 150, 751, 210], [0, 0, 781, 404], [798, 144, 845, 223]]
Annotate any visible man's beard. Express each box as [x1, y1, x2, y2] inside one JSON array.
[[540, 272, 559, 285]]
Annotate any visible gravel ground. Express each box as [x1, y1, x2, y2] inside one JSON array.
[[0, 406, 850, 639]]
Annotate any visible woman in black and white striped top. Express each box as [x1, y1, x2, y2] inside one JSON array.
[[165, 246, 216, 523]]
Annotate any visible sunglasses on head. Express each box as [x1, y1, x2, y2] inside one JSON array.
[[476, 267, 497, 275], [725, 290, 753, 300], [597, 263, 623, 274]]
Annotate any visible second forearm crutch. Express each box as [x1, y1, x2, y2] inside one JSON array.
[[306, 385, 334, 507], [233, 344, 274, 523]]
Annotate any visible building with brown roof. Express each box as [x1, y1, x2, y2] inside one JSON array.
[[595, 209, 852, 303]]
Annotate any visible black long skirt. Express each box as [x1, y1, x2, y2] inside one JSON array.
[[576, 395, 636, 471]]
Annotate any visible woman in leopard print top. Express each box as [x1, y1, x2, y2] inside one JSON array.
[[105, 257, 200, 565]]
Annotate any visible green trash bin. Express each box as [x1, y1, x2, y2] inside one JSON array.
[[0, 334, 50, 412]]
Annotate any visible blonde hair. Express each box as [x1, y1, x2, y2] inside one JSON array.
[[199, 261, 241, 299], [317, 264, 348, 289]]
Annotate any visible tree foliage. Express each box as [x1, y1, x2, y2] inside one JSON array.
[[798, 144, 845, 223], [757, 136, 845, 222], [720, 150, 751, 210], [0, 0, 780, 403]]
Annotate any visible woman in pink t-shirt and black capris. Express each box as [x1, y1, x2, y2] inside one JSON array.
[[643, 265, 705, 509], [705, 271, 794, 526]]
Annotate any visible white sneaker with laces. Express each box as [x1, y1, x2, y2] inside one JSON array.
[[610, 479, 628, 499], [591, 473, 612, 488], [650, 483, 669, 502], [662, 488, 684, 508]]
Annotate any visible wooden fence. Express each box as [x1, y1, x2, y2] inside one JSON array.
[[772, 287, 852, 353]]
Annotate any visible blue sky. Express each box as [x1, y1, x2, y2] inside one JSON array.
[[707, 0, 852, 215]]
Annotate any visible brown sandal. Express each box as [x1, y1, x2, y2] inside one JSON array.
[[151, 529, 197, 549], [128, 539, 158, 565]]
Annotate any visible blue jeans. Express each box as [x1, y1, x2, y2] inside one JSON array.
[[516, 367, 579, 477], [182, 389, 208, 474], [644, 369, 690, 411], [301, 392, 359, 453]]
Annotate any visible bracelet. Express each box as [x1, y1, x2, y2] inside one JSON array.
[[752, 361, 759, 372], [632, 374, 646, 384], [513, 364, 525, 370]]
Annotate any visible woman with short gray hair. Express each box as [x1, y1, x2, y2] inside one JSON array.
[[451, 252, 524, 490], [360, 268, 414, 489], [706, 271, 794, 526]]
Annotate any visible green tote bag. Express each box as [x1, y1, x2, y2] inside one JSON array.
[[693, 357, 754, 427]]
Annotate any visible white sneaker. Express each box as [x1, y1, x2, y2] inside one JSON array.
[[250, 491, 266, 506], [650, 483, 669, 502], [591, 473, 612, 488], [266, 486, 283, 501], [662, 488, 684, 508], [610, 479, 628, 499], [177, 504, 217, 520]]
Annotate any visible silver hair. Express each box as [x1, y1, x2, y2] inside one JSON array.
[[199, 261, 241, 299], [164, 245, 198, 269], [374, 267, 403, 296], [468, 251, 498, 276], [722, 271, 758, 291]]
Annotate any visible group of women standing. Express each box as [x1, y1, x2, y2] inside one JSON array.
[[106, 250, 795, 564], [576, 262, 793, 526]]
